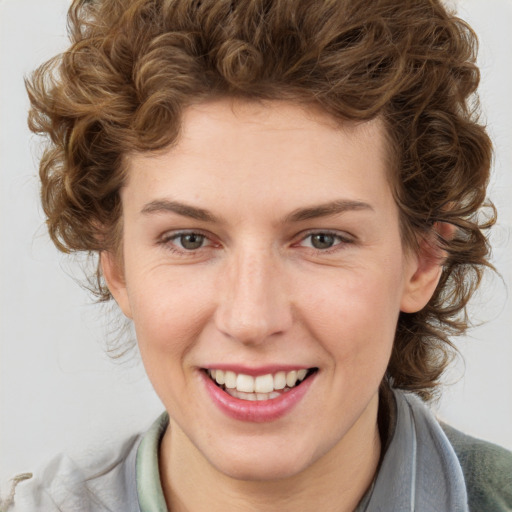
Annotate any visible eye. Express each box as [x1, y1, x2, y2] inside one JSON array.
[[160, 231, 213, 253], [309, 233, 338, 249], [175, 233, 206, 250], [298, 231, 352, 251]]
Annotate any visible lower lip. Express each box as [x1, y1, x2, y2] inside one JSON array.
[[202, 371, 315, 423]]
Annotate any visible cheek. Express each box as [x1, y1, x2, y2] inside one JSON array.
[[126, 269, 214, 360], [127, 284, 213, 405], [299, 269, 402, 362]]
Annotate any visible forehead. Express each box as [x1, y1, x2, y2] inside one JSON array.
[[177, 99, 387, 161], [123, 99, 396, 222]]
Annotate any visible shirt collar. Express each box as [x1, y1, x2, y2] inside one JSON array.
[[136, 411, 169, 512]]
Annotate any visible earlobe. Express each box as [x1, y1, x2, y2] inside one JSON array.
[[400, 222, 455, 313], [100, 251, 133, 319]]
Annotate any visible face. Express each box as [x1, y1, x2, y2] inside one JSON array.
[[104, 99, 439, 481]]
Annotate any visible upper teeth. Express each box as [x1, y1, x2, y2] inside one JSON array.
[[208, 369, 309, 393]]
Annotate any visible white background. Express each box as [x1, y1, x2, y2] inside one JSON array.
[[1, 0, 511, 489]]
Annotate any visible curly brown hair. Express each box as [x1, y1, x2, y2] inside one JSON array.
[[26, 0, 495, 400]]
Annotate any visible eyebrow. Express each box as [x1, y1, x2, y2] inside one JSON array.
[[140, 198, 373, 223], [141, 199, 219, 222], [284, 199, 374, 222]]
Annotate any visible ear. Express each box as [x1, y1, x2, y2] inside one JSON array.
[[400, 222, 455, 313], [100, 251, 133, 319]]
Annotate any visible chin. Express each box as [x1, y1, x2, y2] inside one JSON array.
[[203, 438, 320, 482], [214, 457, 309, 482]]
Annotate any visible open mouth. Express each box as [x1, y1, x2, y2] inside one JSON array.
[[204, 368, 318, 401]]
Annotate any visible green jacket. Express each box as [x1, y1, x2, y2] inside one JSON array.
[[442, 423, 512, 511]]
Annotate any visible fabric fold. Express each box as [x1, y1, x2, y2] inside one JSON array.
[[357, 390, 468, 511]]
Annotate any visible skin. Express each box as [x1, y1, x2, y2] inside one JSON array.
[[102, 99, 443, 511]]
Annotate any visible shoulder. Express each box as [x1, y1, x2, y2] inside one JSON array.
[[441, 423, 512, 512], [7, 435, 141, 512]]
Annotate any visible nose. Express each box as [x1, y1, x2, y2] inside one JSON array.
[[214, 247, 293, 345]]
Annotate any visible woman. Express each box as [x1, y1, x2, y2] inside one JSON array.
[[9, 0, 512, 510]]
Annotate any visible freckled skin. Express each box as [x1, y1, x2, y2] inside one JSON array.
[[102, 100, 441, 511]]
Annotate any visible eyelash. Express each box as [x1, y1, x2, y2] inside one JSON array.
[[295, 230, 354, 254], [158, 229, 353, 256], [158, 230, 214, 255]]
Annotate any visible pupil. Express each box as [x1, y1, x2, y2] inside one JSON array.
[[312, 234, 334, 249], [180, 234, 204, 250]]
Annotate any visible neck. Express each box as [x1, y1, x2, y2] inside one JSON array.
[[160, 395, 381, 512]]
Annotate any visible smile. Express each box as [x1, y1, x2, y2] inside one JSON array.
[[206, 368, 316, 401]]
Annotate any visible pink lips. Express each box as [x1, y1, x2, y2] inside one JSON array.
[[202, 369, 315, 423]]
